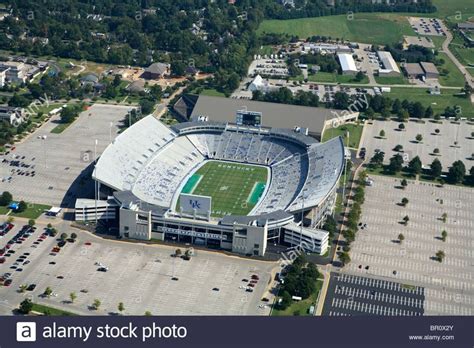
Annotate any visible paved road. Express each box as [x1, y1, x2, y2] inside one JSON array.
[[442, 24, 474, 89]]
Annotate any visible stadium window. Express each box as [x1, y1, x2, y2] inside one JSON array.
[[254, 244, 259, 249], [124, 226, 129, 231]]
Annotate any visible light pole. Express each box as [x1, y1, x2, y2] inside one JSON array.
[[94, 139, 98, 224]]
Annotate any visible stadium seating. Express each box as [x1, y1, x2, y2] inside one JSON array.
[[95, 118, 344, 216]]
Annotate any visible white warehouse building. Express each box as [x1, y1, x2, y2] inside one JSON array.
[[337, 53, 358, 75], [377, 51, 401, 77]]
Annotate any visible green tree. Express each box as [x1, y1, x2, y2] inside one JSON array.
[[370, 151, 384, 167], [70, 292, 77, 303], [17, 201, 27, 213], [44, 286, 53, 298], [403, 215, 409, 225], [175, 249, 182, 257], [441, 230, 447, 242], [379, 129, 385, 138], [28, 219, 35, 227], [430, 158, 442, 178], [339, 252, 351, 266], [415, 134, 423, 143], [60, 233, 68, 241], [0, 191, 13, 206], [435, 250, 445, 263], [447, 160, 466, 184], [118, 302, 125, 314], [441, 213, 447, 223], [19, 284, 27, 293], [92, 299, 101, 310], [408, 156, 422, 175], [401, 197, 409, 206], [144, 311, 152, 316], [70, 232, 77, 240], [398, 233, 405, 244], [19, 299, 33, 314], [401, 179, 408, 189], [388, 154, 403, 173]]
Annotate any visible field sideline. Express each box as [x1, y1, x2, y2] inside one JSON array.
[[180, 160, 269, 218]]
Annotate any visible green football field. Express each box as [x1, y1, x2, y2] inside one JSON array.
[[180, 161, 268, 218]]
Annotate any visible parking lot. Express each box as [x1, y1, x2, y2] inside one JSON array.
[[323, 272, 425, 316], [360, 119, 474, 168], [346, 175, 474, 315], [0, 223, 276, 315], [408, 17, 446, 36], [0, 104, 134, 207]]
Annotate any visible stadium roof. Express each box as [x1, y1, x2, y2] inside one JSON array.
[[377, 51, 400, 74], [337, 53, 358, 73], [189, 95, 347, 137]]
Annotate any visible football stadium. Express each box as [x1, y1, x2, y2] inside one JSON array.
[[76, 112, 345, 257]]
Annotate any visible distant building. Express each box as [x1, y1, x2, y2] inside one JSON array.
[[337, 53, 358, 75], [0, 106, 25, 125], [80, 73, 99, 86], [0, 61, 26, 83], [0, 66, 8, 87], [420, 62, 439, 79], [403, 62, 439, 80], [141, 62, 170, 80], [457, 22, 474, 31], [404, 63, 425, 79], [377, 51, 400, 76], [126, 80, 147, 93]]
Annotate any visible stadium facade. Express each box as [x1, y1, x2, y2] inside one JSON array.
[[77, 114, 345, 257]]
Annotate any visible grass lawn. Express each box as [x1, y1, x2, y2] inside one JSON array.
[[449, 33, 474, 68], [180, 161, 268, 217], [432, 0, 474, 19], [0, 206, 10, 215], [387, 87, 473, 118], [375, 75, 410, 85], [272, 279, 323, 316], [305, 72, 369, 84], [322, 123, 364, 149], [258, 13, 414, 45], [31, 303, 77, 316], [50, 122, 73, 134], [11, 203, 51, 219], [437, 52, 465, 87]]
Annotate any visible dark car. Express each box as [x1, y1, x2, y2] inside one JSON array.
[[97, 267, 108, 272], [245, 288, 253, 293], [212, 287, 220, 291], [4, 279, 12, 286], [26, 284, 36, 291]]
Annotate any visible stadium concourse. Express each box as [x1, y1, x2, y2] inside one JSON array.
[[75, 115, 345, 257]]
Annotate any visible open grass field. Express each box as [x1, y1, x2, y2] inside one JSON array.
[[388, 87, 473, 117], [305, 72, 369, 84], [257, 13, 414, 45], [181, 161, 268, 218], [375, 75, 410, 85], [435, 52, 466, 87], [433, 0, 474, 19], [449, 33, 474, 68], [322, 123, 363, 149], [11, 203, 52, 219]]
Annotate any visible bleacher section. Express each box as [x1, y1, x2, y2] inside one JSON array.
[[132, 136, 204, 206], [288, 136, 344, 212], [93, 116, 176, 191]]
